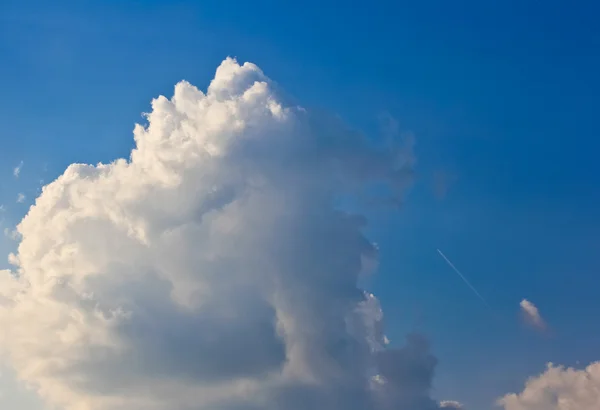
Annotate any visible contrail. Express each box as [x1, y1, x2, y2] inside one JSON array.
[[437, 249, 489, 307]]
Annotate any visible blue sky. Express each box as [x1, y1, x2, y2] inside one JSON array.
[[1, 1, 599, 409]]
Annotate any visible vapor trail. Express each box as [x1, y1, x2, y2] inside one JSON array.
[[436, 249, 489, 307]]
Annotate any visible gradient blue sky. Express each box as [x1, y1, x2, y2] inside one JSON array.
[[1, 1, 599, 409]]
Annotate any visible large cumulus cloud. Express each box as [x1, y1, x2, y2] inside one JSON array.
[[499, 362, 600, 410], [0, 58, 440, 410]]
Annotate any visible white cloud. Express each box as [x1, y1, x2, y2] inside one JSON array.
[[520, 299, 546, 330], [16, 193, 25, 203], [13, 161, 23, 178], [0, 205, 5, 212], [439, 400, 463, 409], [498, 362, 600, 410], [0, 58, 441, 410]]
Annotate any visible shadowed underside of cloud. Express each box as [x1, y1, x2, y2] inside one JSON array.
[[0, 58, 444, 410], [499, 362, 600, 410]]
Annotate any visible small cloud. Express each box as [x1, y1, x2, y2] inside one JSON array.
[[0, 205, 5, 212], [16, 193, 25, 203], [440, 400, 464, 409], [13, 161, 23, 178], [520, 299, 546, 330], [7, 252, 19, 266]]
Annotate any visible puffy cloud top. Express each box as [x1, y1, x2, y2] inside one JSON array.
[[0, 58, 438, 410]]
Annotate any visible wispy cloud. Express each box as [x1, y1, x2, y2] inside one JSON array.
[[520, 299, 546, 330], [432, 169, 458, 200], [3, 228, 19, 241], [13, 161, 23, 178], [16, 193, 25, 203]]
